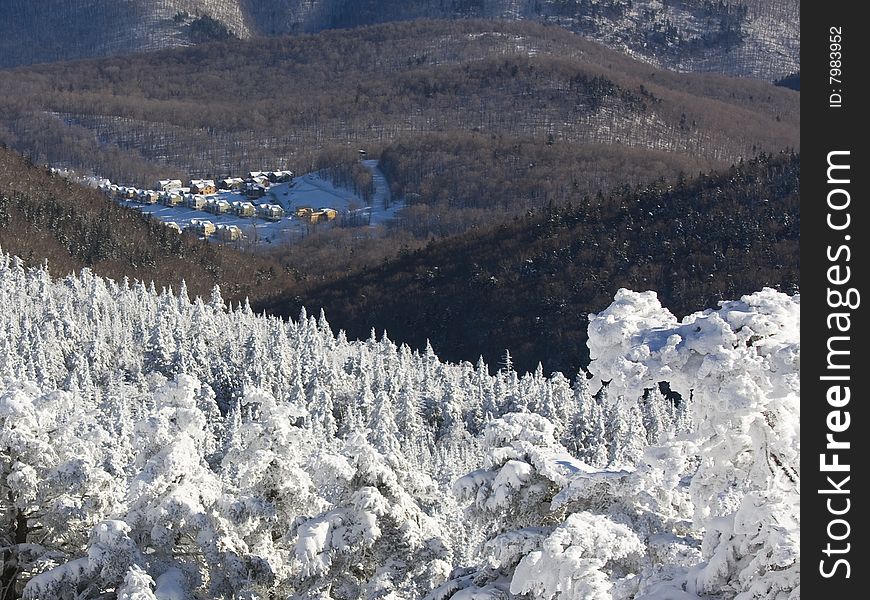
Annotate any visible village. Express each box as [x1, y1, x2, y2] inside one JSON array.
[[99, 169, 353, 243]]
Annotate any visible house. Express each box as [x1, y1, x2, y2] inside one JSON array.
[[310, 209, 335, 224], [246, 172, 271, 188], [257, 204, 285, 221], [317, 207, 338, 221], [216, 224, 243, 241], [186, 194, 207, 210], [157, 179, 183, 192], [124, 187, 138, 200], [267, 170, 294, 183], [138, 190, 160, 204], [249, 174, 270, 187], [245, 183, 267, 198], [160, 191, 184, 206], [187, 219, 216, 237], [234, 202, 256, 217], [165, 221, 182, 234], [205, 197, 230, 215], [219, 177, 245, 191], [302, 207, 338, 224], [212, 199, 231, 215], [190, 179, 216, 195]]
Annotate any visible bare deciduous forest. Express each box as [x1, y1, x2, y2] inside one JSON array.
[[0, 21, 797, 240]]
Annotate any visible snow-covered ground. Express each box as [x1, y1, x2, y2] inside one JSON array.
[[115, 161, 400, 246], [361, 158, 403, 224]]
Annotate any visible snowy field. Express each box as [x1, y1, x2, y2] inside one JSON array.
[[115, 161, 400, 246]]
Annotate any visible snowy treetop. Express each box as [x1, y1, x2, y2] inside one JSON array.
[[0, 251, 798, 599]]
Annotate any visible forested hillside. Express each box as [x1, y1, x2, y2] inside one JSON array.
[[0, 146, 289, 304], [0, 250, 799, 600], [269, 152, 800, 375], [0, 0, 799, 80], [0, 20, 798, 239]]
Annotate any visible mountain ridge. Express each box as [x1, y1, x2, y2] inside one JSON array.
[[1, 0, 799, 79]]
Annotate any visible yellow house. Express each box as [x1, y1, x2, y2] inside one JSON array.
[[186, 194, 207, 210], [234, 202, 256, 217], [219, 177, 245, 191], [206, 199, 231, 215], [138, 190, 160, 204], [216, 224, 243, 241], [257, 204, 285, 221], [307, 208, 338, 224], [187, 219, 216, 237], [161, 192, 184, 206], [157, 179, 183, 191], [190, 179, 217, 195]]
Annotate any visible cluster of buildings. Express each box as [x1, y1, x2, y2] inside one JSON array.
[[98, 172, 298, 236], [104, 182, 287, 222], [98, 169, 358, 241], [175, 220, 244, 241]]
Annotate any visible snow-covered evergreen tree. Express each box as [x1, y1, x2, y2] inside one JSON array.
[[586, 288, 800, 600], [0, 250, 798, 599], [292, 433, 452, 599]]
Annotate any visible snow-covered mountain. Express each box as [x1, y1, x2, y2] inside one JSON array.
[[1, 250, 799, 598], [1, 0, 798, 79]]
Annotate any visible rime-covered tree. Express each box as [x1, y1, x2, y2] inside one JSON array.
[[586, 288, 800, 600], [0, 250, 798, 599]]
